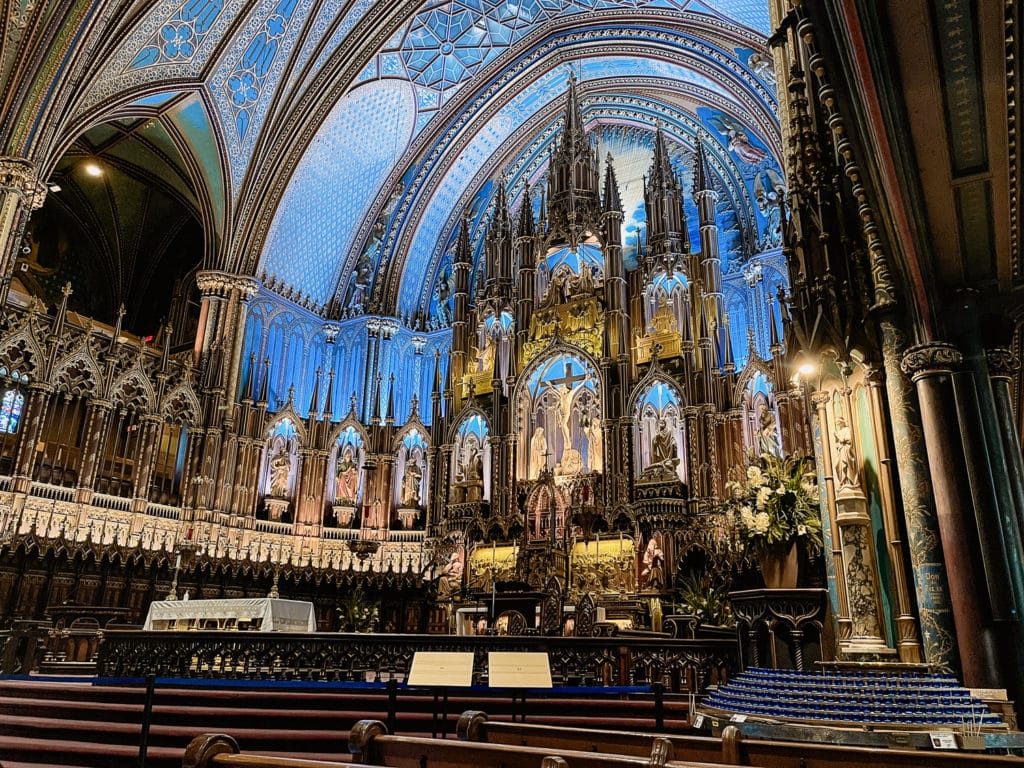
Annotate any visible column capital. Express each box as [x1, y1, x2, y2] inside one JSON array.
[[900, 341, 962, 381], [195, 270, 260, 300], [0, 157, 47, 209], [984, 347, 1019, 381], [810, 390, 831, 407]]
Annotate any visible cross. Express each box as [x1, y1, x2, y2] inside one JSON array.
[[549, 360, 588, 391]]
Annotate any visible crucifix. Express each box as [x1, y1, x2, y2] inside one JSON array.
[[548, 360, 589, 447]]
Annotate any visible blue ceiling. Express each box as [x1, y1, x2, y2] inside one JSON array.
[[86, 0, 780, 315]]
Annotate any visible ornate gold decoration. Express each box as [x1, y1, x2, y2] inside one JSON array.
[[523, 296, 603, 363]]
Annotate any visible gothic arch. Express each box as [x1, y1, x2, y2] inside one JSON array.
[[110, 367, 156, 410], [160, 382, 201, 425]]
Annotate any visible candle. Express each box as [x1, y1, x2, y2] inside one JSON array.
[[174, 551, 182, 570]]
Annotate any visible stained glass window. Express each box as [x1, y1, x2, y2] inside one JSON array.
[[0, 389, 24, 434]]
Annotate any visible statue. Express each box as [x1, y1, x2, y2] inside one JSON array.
[[833, 416, 857, 490], [586, 418, 603, 472], [555, 385, 575, 446], [463, 445, 483, 484], [758, 408, 781, 457], [651, 419, 677, 466], [473, 336, 496, 374], [530, 426, 547, 478], [268, 448, 291, 497], [335, 449, 359, 503], [401, 458, 423, 507], [436, 548, 464, 600], [641, 533, 666, 592]]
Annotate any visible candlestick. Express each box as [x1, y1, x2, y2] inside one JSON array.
[[491, 581, 497, 619]]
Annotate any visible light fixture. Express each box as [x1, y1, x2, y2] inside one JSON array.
[[798, 362, 818, 378], [47, 183, 61, 193], [83, 162, 103, 177]]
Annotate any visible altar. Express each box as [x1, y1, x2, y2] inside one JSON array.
[[142, 598, 317, 632]]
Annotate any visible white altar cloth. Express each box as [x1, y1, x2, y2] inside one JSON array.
[[143, 598, 317, 632]]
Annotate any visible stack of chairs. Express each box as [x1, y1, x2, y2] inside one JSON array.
[[703, 667, 1006, 728]]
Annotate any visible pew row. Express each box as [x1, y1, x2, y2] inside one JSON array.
[[455, 710, 1024, 767], [347, 719, 730, 768], [183, 726, 716, 768]]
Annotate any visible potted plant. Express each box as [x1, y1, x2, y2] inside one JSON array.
[[725, 453, 823, 589]]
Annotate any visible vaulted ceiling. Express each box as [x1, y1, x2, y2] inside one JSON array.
[[7, 0, 782, 328]]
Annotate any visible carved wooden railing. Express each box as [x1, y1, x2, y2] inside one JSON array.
[[97, 631, 737, 693]]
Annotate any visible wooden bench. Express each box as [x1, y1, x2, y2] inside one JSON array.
[[455, 710, 1024, 768], [347, 719, 732, 768], [185, 721, 729, 768]]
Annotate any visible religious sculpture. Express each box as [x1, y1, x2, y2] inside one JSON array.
[[651, 419, 677, 466], [586, 418, 603, 472], [268, 448, 291, 497], [833, 416, 857, 490], [758, 408, 781, 457], [530, 426, 547, 478], [335, 449, 359, 503], [436, 547, 464, 600], [463, 445, 483, 485], [641, 533, 666, 592], [640, 418, 680, 483], [401, 458, 423, 507], [556, 385, 575, 446]]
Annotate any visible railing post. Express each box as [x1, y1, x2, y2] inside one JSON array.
[[386, 678, 398, 734], [137, 673, 155, 768], [652, 681, 664, 730]]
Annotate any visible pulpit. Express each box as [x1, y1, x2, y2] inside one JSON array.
[[729, 588, 829, 672]]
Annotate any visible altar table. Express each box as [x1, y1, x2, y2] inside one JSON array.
[[142, 598, 317, 632]]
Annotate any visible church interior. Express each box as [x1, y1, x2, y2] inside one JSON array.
[[1, 0, 1023, 764]]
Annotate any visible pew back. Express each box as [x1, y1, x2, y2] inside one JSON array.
[[348, 719, 730, 768], [455, 711, 1024, 768]]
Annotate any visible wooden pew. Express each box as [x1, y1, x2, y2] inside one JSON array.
[[347, 719, 731, 768], [184, 727, 707, 768], [455, 710, 1024, 768], [185, 732, 373, 768]]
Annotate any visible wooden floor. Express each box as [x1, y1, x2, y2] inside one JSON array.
[[0, 676, 690, 768]]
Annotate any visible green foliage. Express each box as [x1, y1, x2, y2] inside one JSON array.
[[725, 452, 824, 562], [673, 569, 734, 627], [336, 587, 379, 633]]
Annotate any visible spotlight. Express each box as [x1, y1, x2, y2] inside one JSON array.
[[798, 362, 818, 377], [47, 183, 61, 193], [83, 162, 103, 177]]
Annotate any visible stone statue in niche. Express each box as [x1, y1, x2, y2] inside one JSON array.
[[641, 532, 666, 592], [436, 547, 464, 600], [335, 448, 359, 503], [462, 445, 483, 485], [472, 334, 496, 374], [757, 408, 781, 457], [401, 457, 423, 507], [640, 418, 680, 483], [586, 417, 603, 472], [651, 419, 677, 466], [268, 448, 291, 497], [833, 416, 858, 490], [530, 426, 547, 478]]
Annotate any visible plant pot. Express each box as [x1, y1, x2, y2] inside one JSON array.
[[759, 541, 798, 589]]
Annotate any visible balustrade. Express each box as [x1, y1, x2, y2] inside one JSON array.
[[97, 631, 737, 692]]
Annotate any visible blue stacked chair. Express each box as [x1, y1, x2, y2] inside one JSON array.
[[702, 667, 1004, 728]]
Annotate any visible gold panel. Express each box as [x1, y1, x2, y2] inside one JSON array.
[[523, 297, 604, 364]]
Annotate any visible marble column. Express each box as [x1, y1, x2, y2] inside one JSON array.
[[987, 349, 1024, 563], [863, 365, 923, 662], [901, 341, 1003, 687], [880, 321, 957, 671]]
